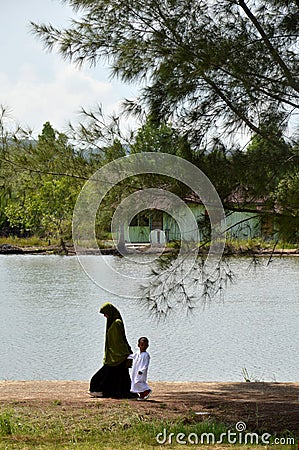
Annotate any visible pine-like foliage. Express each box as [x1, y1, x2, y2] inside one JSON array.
[[31, 0, 299, 147]]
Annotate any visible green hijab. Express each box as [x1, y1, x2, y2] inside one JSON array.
[[100, 302, 123, 329], [99, 302, 132, 366]]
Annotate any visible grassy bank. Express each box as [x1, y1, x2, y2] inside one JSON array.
[[0, 236, 56, 248], [0, 235, 298, 255], [0, 403, 296, 450]]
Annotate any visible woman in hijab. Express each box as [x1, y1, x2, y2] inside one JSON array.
[[89, 302, 134, 398]]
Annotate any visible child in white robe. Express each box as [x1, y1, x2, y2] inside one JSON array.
[[130, 337, 152, 400]]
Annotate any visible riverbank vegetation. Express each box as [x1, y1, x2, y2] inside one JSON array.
[[0, 114, 298, 252], [1, 1, 299, 250]]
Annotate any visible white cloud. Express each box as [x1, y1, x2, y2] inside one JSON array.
[[0, 63, 131, 134], [0, 0, 139, 136]]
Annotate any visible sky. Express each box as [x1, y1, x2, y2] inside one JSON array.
[[0, 0, 138, 136]]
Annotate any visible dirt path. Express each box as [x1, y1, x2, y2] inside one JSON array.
[[0, 381, 298, 434]]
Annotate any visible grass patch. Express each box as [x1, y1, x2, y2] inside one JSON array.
[[0, 235, 297, 253], [0, 236, 58, 247], [225, 237, 298, 252], [0, 405, 296, 450]]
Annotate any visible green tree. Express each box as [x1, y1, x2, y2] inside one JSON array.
[[131, 119, 193, 159], [3, 171, 81, 247], [244, 133, 294, 197], [274, 170, 299, 217], [0, 117, 87, 245], [31, 0, 299, 149], [271, 169, 299, 241], [193, 140, 238, 201]]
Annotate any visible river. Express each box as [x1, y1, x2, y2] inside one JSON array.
[[0, 254, 298, 382]]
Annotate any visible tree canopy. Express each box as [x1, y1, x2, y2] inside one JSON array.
[[0, 116, 87, 243], [31, 0, 299, 149]]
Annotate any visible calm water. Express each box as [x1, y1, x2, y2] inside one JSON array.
[[0, 254, 298, 382]]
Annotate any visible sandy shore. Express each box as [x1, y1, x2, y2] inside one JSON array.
[[0, 380, 298, 434]]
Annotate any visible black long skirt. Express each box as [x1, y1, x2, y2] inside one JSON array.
[[90, 360, 132, 398]]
